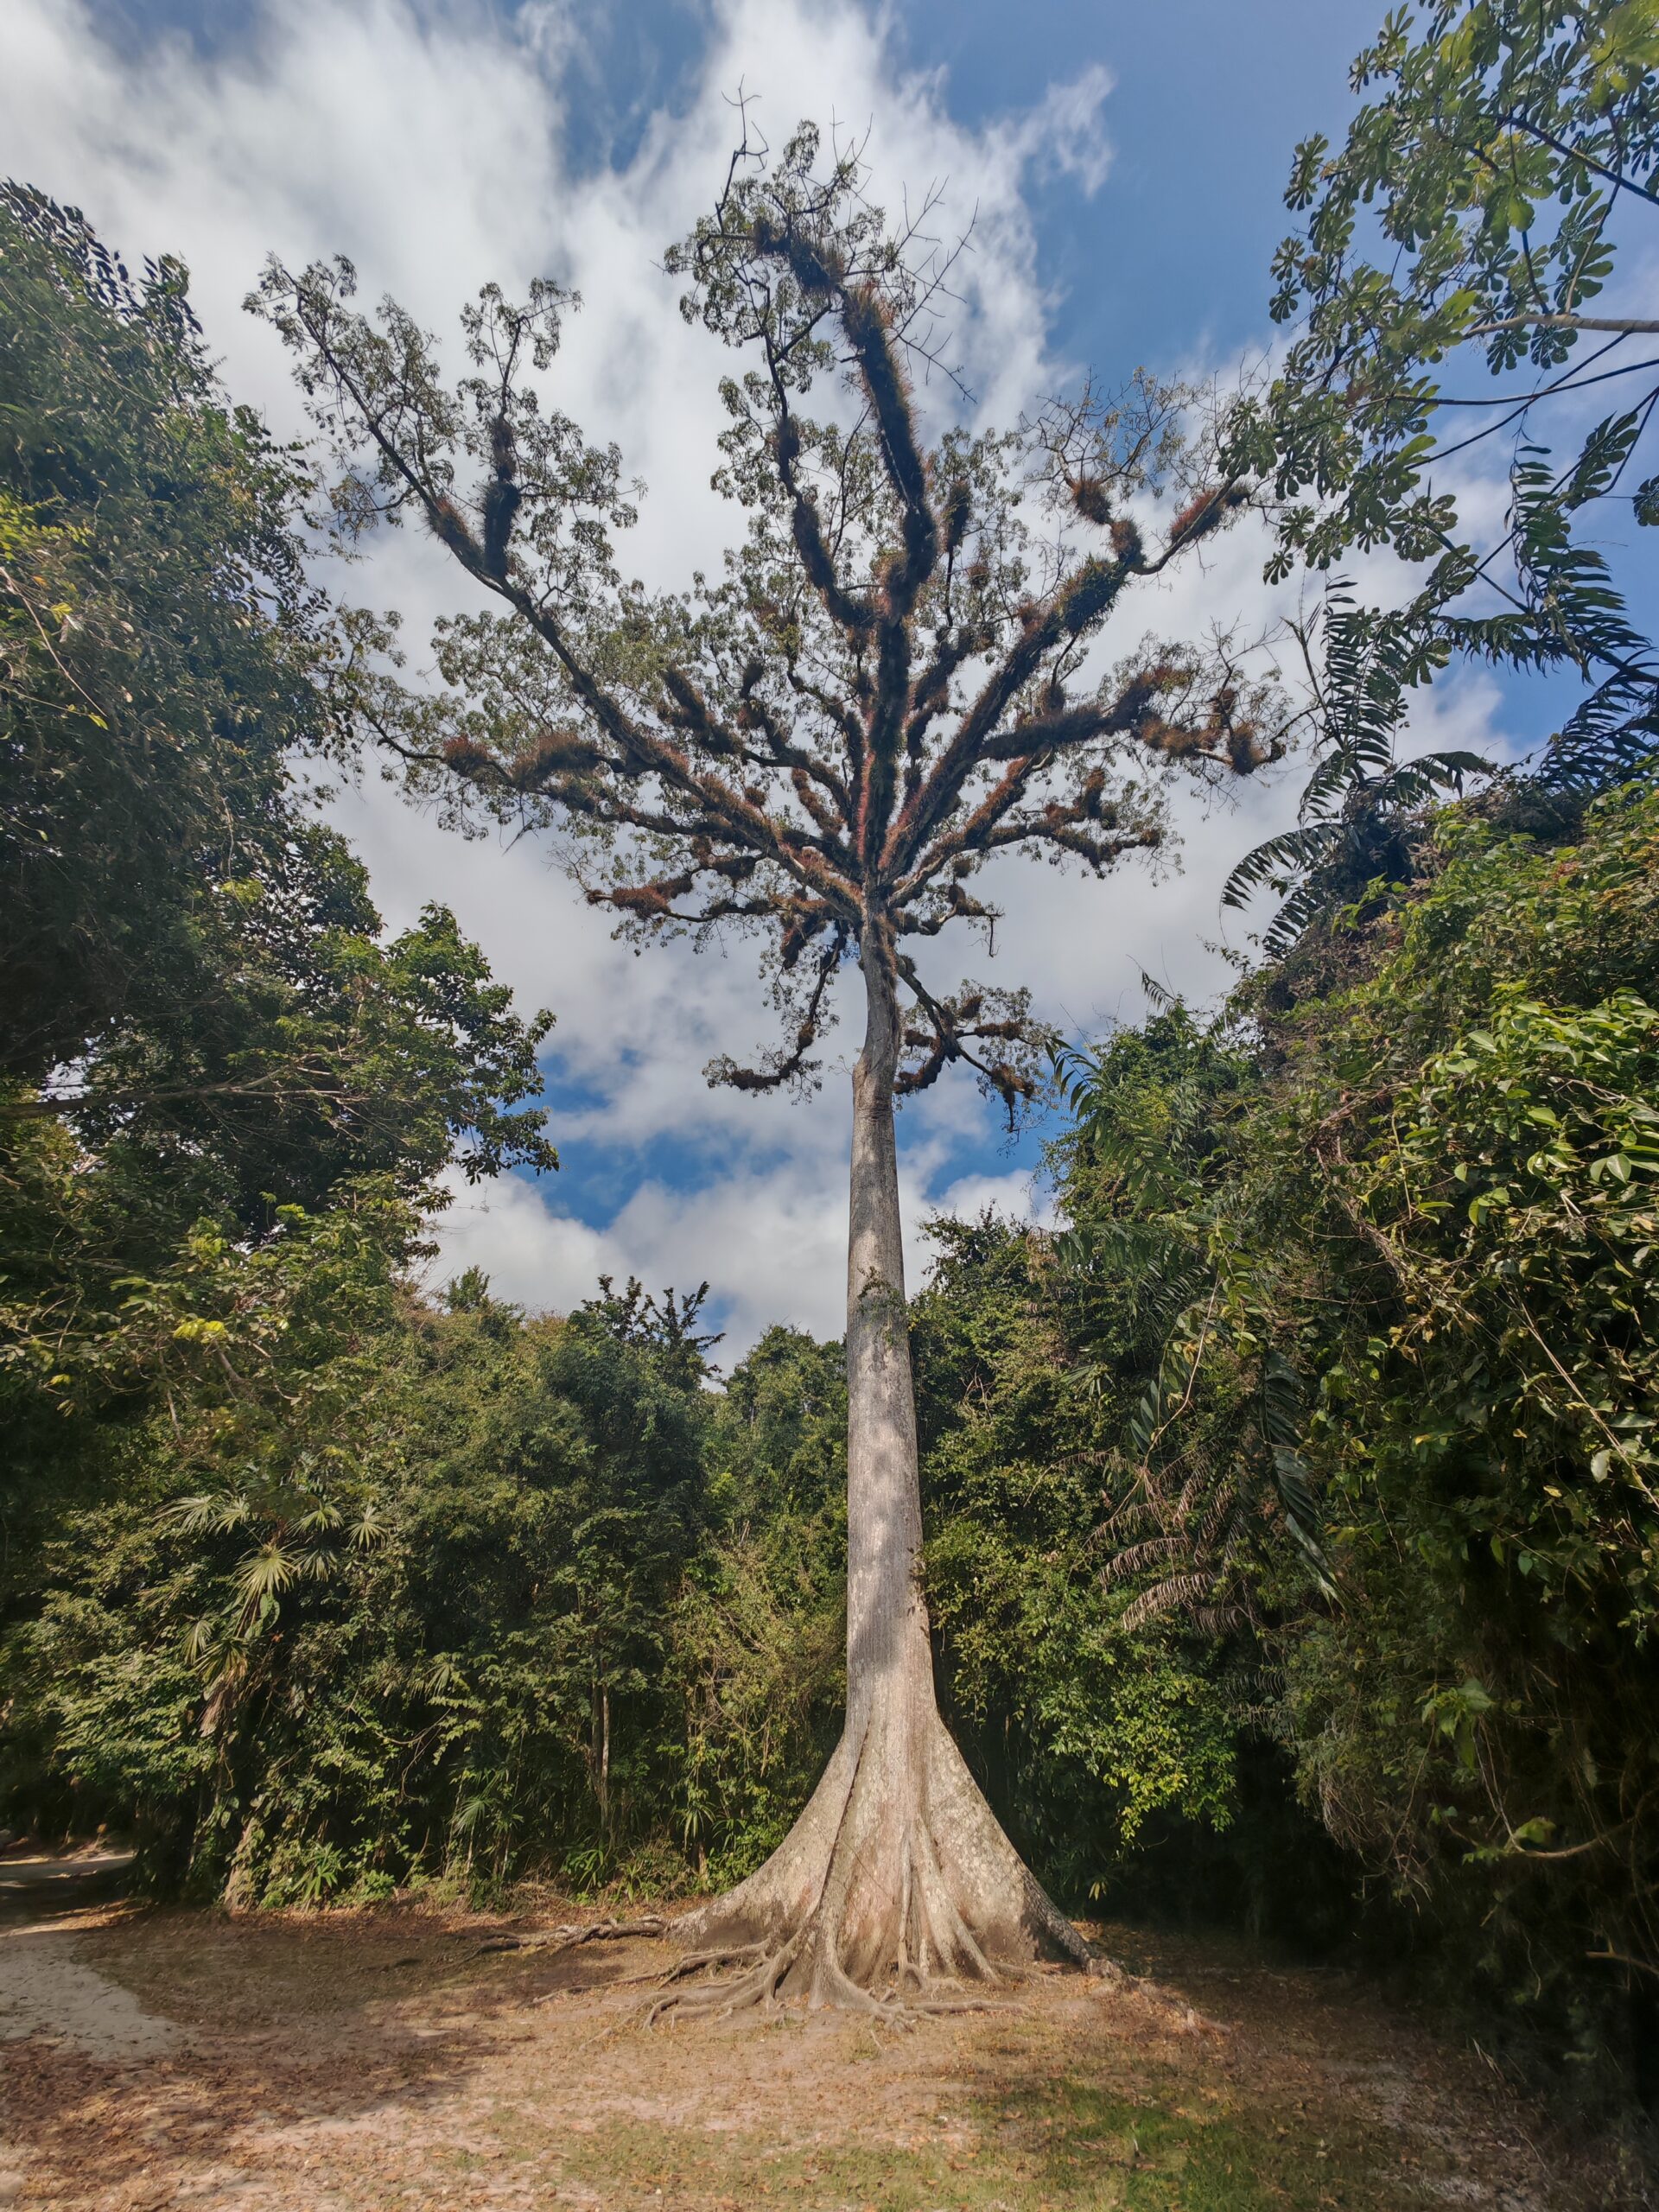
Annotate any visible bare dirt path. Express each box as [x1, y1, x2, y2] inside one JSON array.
[[0, 1851, 135, 1919], [0, 1884, 1628, 2212]]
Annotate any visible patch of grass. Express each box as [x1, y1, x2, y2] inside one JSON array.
[[536, 2066, 1438, 2212], [989, 2073, 1435, 2209]]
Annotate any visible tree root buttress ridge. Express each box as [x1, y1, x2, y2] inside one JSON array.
[[650, 1700, 1112, 2021]]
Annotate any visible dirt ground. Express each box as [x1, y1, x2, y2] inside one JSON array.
[[0, 1868, 1636, 2212]]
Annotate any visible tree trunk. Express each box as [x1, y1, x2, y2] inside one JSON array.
[[662, 949, 1098, 2014], [599, 1683, 611, 1840]]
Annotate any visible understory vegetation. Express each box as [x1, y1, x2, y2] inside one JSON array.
[[4, 0, 1659, 2171]]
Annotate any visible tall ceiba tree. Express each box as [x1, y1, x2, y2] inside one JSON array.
[[258, 127, 1281, 2007]]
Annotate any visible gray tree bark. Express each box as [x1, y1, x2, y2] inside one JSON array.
[[660, 948, 1097, 2013]]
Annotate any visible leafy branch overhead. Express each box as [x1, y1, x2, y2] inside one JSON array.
[[1227, 1, 1659, 796], [1220, 587, 1488, 956], [254, 124, 1286, 1122]]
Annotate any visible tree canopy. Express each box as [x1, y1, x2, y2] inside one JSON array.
[[1230, 0, 1659, 796], [256, 124, 1283, 1116], [0, 182, 554, 1463]]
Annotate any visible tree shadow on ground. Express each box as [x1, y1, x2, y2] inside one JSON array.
[[1, 1896, 664, 2206]]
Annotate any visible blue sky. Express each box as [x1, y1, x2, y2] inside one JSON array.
[[5, 0, 1602, 1351]]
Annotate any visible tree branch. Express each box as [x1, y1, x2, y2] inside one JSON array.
[[705, 927, 845, 1092], [1467, 313, 1659, 339]]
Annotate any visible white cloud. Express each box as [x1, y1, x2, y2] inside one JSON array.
[[425, 1166, 611, 1317], [1005, 64, 1116, 198], [3, 0, 1514, 1351], [933, 1169, 1057, 1230], [423, 1151, 851, 1347]]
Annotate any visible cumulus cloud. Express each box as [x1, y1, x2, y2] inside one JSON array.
[[1007, 64, 1116, 198], [3, 0, 1513, 1351], [425, 1166, 612, 1319]]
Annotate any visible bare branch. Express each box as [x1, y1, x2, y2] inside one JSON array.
[[705, 927, 846, 1093]]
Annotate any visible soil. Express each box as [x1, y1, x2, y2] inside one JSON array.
[[0, 1866, 1637, 2211]]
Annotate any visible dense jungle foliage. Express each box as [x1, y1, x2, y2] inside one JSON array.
[[3, 0, 1659, 2162]]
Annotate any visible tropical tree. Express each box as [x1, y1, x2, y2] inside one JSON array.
[[0, 186, 556, 1449], [1229, 0, 1659, 798], [0, 181, 336, 1084], [256, 124, 1281, 2008], [1219, 589, 1488, 955]]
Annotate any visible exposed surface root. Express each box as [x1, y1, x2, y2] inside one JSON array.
[[649, 1698, 1115, 2021], [469, 1915, 666, 1960]]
